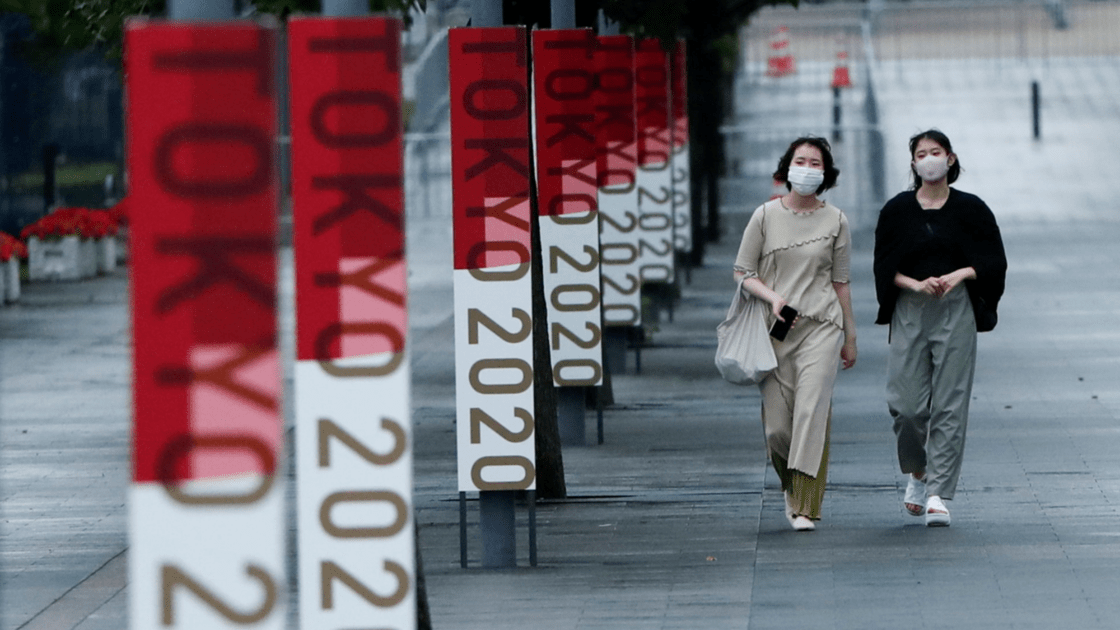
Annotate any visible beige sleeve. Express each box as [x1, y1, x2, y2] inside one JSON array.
[[733, 205, 766, 279], [831, 211, 851, 283]]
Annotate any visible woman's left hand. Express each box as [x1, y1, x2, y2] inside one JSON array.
[[840, 337, 857, 370]]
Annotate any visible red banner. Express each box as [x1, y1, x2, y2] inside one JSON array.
[[534, 28, 603, 388], [671, 40, 689, 151], [595, 35, 636, 190], [289, 17, 404, 362], [450, 27, 532, 272], [126, 20, 285, 630], [288, 17, 413, 628], [595, 35, 642, 326], [533, 28, 598, 216], [450, 27, 537, 492], [635, 38, 670, 168], [128, 21, 279, 486]]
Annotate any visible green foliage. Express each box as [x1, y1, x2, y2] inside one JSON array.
[[252, 0, 423, 23], [2, 0, 426, 58], [601, 0, 796, 49], [0, 0, 163, 55]]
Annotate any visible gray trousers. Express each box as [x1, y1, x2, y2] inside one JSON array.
[[887, 286, 977, 500]]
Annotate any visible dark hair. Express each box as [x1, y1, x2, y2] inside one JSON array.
[[772, 136, 840, 195], [909, 129, 962, 189]]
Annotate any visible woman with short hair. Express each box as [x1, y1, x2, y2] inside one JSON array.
[[873, 129, 1007, 527], [734, 136, 857, 531]]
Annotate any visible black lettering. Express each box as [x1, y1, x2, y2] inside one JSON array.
[[542, 30, 597, 57], [310, 91, 398, 148], [461, 29, 527, 67], [314, 252, 404, 307], [310, 26, 399, 71], [596, 103, 632, 133], [597, 168, 635, 191], [463, 79, 527, 120], [155, 237, 273, 312], [467, 241, 530, 268], [636, 94, 667, 118], [547, 157, 596, 188], [316, 324, 405, 376], [154, 124, 270, 198], [545, 68, 594, 101], [153, 28, 273, 95], [548, 194, 596, 216], [597, 67, 631, 92], [545, 113, 594, 148], [466, 195, 530, 232], [464, 138, 529, 181], [599, 138, 635, 165], [155, 342, 277, 411], [311, 174, 400, 235]]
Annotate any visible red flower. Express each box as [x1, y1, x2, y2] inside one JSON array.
[[109, 197, 128, 227], [0, 231, 26, 262], [18, 207, 119, 240]]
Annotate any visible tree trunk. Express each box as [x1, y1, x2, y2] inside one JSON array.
[[685, 34, 727, 252]]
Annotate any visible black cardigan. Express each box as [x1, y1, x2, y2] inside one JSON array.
[[873, 189, 1007, 332]]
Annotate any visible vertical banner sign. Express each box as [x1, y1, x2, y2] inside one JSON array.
[[450, 27, 537, 493], [671, 40, 692, 255], [634, 39, 674, 284], [595, 35, 642, 328], [288, 17, 413, 629], [126, 20, 284, 630], [533, 28, 603, 388]]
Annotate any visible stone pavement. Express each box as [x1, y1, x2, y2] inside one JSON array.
[[4, 39, 1120, 630]]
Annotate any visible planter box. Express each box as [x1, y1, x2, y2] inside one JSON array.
[[79, 237, 97, 278], [96, 237, 117, 274], [3, 259, 18, 302], [115, 227, 128, 265], [29, 235, 84, 281]]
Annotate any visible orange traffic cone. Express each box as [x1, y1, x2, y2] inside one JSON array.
[[830, 50, 852, 89], [766, 27, 796, 77]]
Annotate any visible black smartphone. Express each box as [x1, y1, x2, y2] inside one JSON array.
[[769, 305, 799, 341]]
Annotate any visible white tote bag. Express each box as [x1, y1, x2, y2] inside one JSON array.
[[715, 281, 778, 385]]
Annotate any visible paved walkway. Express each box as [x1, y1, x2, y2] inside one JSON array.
[[4, 37, 1120, 630]]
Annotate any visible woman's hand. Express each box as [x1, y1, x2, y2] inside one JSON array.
[[770, 296, 794, 325], [840, 337, 857, 370], [896, 272, 944, 297], [934, 267, 977, 296], [741, 277, 793, 325]]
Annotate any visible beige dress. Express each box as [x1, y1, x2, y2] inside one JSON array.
[[734, 198, 851, 519]]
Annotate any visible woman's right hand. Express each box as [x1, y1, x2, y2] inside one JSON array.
[[912, 277, 945, 297], [771, 296, 791, 321], [896, 272, 944, 297]]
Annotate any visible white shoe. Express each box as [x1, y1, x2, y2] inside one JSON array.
[[784, 491, 796, 524], [904, 475, 927, 516], [925, 495, 951, 527], [792, 515, 816, 531]]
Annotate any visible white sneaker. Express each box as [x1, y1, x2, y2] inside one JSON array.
[[792, 515, 816, 531], [925, 495, 951, 527]]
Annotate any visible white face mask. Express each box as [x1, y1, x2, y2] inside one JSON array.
[[787, 165, 825, 196], [914, 154, 950, 182]]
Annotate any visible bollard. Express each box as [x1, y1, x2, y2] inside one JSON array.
[[832, 87, 842, 142], [604, 327, 628, 374], [1032, 81, 1041, 140], [479, 491, 517, 568], [558, 387, 586, 446]]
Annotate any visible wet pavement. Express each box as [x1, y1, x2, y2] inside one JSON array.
[[3, 19, 1120, 630]]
